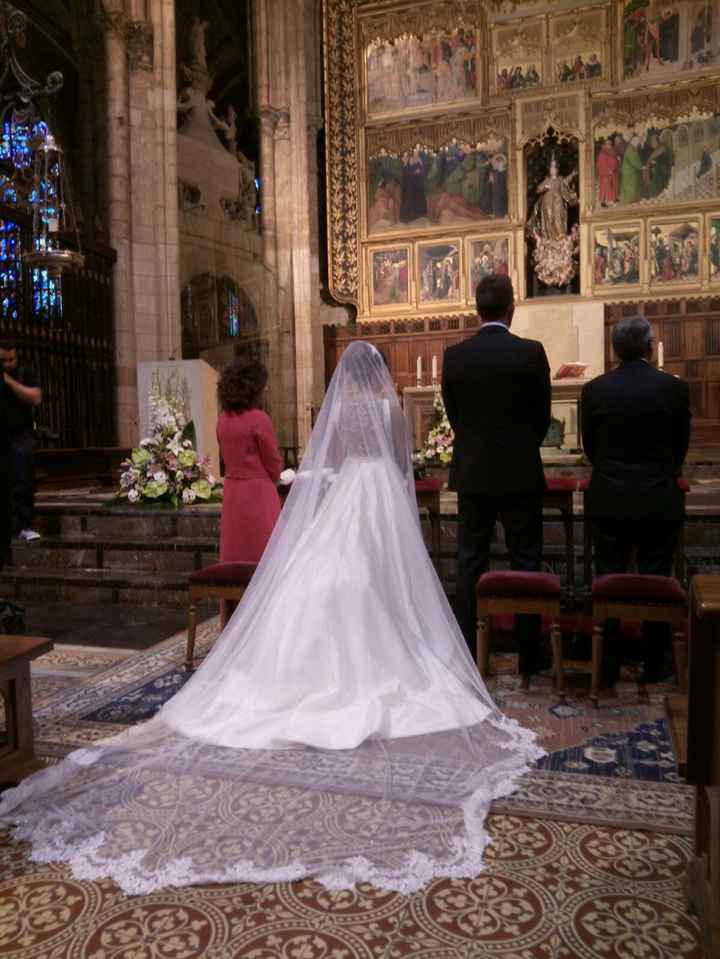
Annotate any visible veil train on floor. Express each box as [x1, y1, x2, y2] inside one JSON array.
[[0, 341, 542, 895]]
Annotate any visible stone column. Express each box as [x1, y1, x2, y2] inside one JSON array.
[[101, 3, 135, 446], [254, 0, 324, 454], [98, 0, 181, 445]]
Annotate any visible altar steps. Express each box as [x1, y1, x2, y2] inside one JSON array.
[[2, 495, 720, 608]]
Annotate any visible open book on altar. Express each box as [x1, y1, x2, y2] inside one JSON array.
[[554, 362, 588, 380]]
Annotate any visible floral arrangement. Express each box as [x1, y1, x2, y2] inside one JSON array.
[[116, 369, 222, 508], [421, 389, 454, 468]]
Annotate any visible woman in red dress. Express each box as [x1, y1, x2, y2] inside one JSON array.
[[217, 360, 282, 624]]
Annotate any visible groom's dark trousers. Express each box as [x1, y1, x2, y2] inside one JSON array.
[[442, 325, 552, 670]]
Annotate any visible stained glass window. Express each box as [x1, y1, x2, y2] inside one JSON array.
[[0, 118, 62, 321]]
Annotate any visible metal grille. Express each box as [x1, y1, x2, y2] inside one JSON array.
[[0, 203, 116, 447]]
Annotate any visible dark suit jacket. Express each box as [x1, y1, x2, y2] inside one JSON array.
[[580, 360, 691, 520], [442, 325, 551, 495]]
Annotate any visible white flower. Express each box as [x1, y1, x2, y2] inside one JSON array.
[[183, 439, 192, 448], [120, 472, 133, 489], [176, 470, 184, 479], [182, 487, 196, 504], [128, 488, 140, 503], [207, 474, 216, 485], [153, 470, 167, 483], [139, 437, 153, 448]]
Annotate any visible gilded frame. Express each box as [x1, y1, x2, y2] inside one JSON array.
[[366, 243, 414, 313], [416, 238, 464, 309], [363, 112, 514, 242], [490, 15, 546, 97], [589, 221, 644, 296], [590, 80, 720, 215], [358, 1, 484, 124], [464, 232, 515, 305], [616, 0, 720, 89], [647, 215, 702, 291], [707, 211, 720, 286]]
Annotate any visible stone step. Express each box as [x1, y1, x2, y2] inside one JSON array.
[[33, 503, 222, 539], [8, 535, 219, 572], [0, 567, 191, 607]]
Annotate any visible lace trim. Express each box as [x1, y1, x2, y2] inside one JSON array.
[[1, 727, 540, 897]]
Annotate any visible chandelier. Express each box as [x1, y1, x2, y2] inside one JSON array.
[[23, 132, 84, 276]]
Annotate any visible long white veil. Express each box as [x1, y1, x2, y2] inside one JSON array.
[[0, 342, 542, 895]]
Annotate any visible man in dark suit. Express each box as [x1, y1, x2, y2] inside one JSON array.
[[581, 315, 691, 682], [442, 275, 551, 672]]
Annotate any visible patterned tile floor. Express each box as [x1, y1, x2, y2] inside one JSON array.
[[1, 622, 704, 957], [0, 817, 703, 958]]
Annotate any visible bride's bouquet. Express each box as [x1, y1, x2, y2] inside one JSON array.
[[115, 370, 223, 508], [421, 390, 454, 468]]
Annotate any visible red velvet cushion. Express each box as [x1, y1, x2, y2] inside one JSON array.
[[592, 574, 685, 605], [189, 562, 257, 587], [476, 571, 562, 598], [545, 477, 577, 492], [415, 478, 444, 493]]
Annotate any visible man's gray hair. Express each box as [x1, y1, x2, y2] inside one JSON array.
[[612, 316, 654, 362]]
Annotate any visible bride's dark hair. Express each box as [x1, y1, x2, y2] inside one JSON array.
[[218, 359, 268, 412]]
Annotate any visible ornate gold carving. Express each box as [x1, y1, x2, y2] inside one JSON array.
[[592, 82, 720, 135], [494, 23, 543, 59], [359, 1, 479, 44], [366, 114, 509, 156], [324, 0, 359, 304], [519, 94, 584, 144], [552, 12, 604, 46]]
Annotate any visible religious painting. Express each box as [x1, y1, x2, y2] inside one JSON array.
[[524, 137, 580, 296], [465, 235, 511, 303], [648, 219, 701, 286], [368, 246, 411, 310], [592, 87, 720, 210], [417, 241, 462, 305], [550, 9, 608, 85], [363, 24, 478, 118], [621, 0, 719, 81], [592, 224, 642, 289], [709, 215, 720, 283], [491, 20, 545, 95], [366, 121, 510, 237]]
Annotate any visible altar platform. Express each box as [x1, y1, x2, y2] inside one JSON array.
[[6, 457, 720, 610]]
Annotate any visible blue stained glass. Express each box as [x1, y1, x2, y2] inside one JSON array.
[[227, 285, 240, 337]]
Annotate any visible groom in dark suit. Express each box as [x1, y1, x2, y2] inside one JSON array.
[[581, 315, 691, 682], [442, 275, 551, 673]]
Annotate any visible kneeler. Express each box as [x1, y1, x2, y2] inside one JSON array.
[[185, 561, 257, 669], [476, 570, 563, 692]]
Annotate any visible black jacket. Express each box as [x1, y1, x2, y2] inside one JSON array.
[[580, 360, 691, 520], [442, 325, 551, 495]]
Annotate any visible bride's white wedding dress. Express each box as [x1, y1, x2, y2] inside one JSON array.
[[0, 342, 542, 895]]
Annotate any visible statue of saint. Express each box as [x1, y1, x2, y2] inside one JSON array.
[[190, 18, 209, 73], [526, 153, 580, 288], [527, 155, 578, 241]]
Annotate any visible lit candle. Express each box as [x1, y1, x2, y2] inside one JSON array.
[[416, 356, 422, 385], [432, 355, 438, 381], [658, 340, 664, 370]]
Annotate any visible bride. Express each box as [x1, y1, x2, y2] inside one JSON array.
[[0, 342, 542, 895]]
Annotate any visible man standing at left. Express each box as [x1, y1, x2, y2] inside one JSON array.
[[1, 340, 42, 542]]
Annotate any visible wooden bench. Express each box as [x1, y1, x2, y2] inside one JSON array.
[[0, 636, 53, 783]]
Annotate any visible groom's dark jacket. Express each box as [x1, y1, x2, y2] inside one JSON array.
[[442, 325, 551, 495]]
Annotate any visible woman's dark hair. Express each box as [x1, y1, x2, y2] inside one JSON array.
[[217, 359, 268, 413]]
